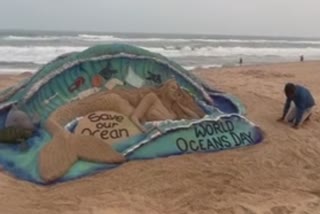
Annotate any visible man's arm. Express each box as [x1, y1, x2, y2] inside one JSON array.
[[282, 98, 291, 119]]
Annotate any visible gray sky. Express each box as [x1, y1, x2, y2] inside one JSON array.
[[0, 0, 319, 37]]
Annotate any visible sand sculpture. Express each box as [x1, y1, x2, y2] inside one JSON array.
[[39, 79, 205, 182], [0, 44, 264, 184]]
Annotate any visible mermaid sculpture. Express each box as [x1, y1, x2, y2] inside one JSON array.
[[39, 79, 205, 182]]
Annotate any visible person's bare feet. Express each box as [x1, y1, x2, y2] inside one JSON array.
[[277, 117, 284, 122], [305, 114, 312, 121]]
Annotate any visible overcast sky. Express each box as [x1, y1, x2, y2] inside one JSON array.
[[0, 0, 319, 37]]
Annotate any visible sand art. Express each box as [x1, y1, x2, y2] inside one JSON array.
[[0, 44, 263, 184]]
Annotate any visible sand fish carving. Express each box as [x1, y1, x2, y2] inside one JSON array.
[[68, 77, 86, 93], [0, 127, 33, 143], [146, 71, 162, 84], [5, 105, 38, 130], [98, 62, 118, 81], [0, 127, 33, 151], [91, 74, 105, 87]]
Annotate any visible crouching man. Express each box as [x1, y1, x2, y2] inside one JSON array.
[[277, 83, 315, 129]]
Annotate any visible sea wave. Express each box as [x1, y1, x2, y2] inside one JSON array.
[[77, 34, 188, 42], [0, 45, 320, 65], [75, 34, 320, 45], [190, 39, 320, 45], [78, 34, 119, 41], [0, 68, 36, 74], [183, 64, 222, 70], [3, 35, 63, 41], [144, 46, 320, 58], [0, 46, 87, 64], [3, 34, 320, 45]]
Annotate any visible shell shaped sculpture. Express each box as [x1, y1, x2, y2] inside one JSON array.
[[0, 44, 263, 184]]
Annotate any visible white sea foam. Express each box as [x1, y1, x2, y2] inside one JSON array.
[[190, 38, 320, 45], [77, 34, 188, 42], [5, 34, 320, 45], [78, 34, 120, 41], [77, 34, 320, 44], [183, 64, 222, 70], [77, 35, 320, 45], [0, 68, 36, 74], [143, 46, 320, 58], [0, 46, 87, 64], [1, 45, 320, 68], [3, 35, 63, 41]]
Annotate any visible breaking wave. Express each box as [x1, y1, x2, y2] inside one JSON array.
[[144, 46, 320, 58], [0, 46, 87, 64], [1, 45, 320, 65], [3, 35, 62, 41], [3, 34, 320, 45]]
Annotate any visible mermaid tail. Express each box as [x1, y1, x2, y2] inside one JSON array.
[[75, 134, 125, 163], [39, 132, 125, 183], [38, 93, 133, 183], [39, 134, 77, 183]]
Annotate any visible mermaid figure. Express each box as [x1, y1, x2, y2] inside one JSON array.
[[39, 79, 205, 182]]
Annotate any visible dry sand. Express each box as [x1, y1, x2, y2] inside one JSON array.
[[0, 62, 319, 214]]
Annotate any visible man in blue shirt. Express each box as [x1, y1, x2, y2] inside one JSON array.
[[277, 83, 315, 129]]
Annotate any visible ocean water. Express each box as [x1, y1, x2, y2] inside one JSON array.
[[1, 30, 320, 73]]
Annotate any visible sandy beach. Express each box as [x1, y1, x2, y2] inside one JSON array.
[[0, 61, 319, 214]]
